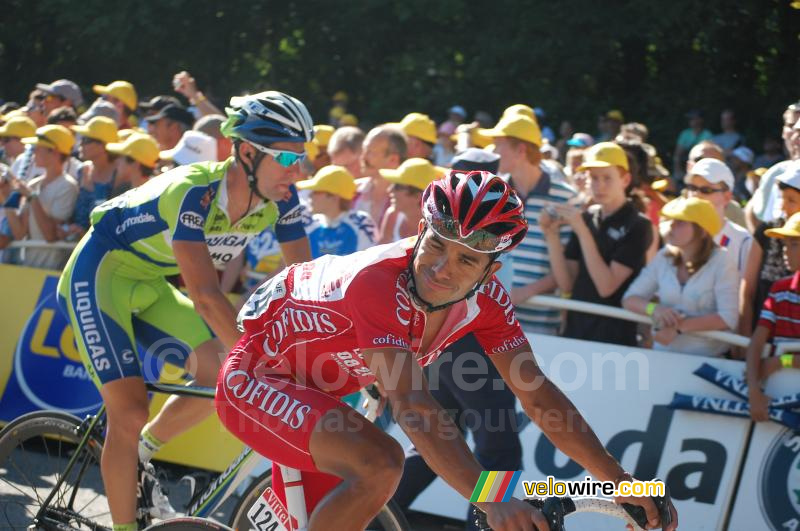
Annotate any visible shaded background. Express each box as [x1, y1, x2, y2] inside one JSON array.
[[1, 0, 798, 162]]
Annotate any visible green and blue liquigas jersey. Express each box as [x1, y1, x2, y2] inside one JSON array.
[[88, 158, 306, 277]]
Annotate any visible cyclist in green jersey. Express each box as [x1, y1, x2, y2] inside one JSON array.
[[56, 91, 315, 531]]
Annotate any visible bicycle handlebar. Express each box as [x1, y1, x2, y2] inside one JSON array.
[[475, 482, 672, 531]]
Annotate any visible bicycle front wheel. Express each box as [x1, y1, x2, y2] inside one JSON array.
[[0, 410, 109, 530], [144, 516, 233, 530], [230, 470, 410, 531]]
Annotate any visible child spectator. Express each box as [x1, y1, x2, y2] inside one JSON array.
[[623, 197, 738, 356], [295, 165, 376, 258], [377, 158, 444, 243], [542, 142, 652, 346], [746, 212, 800, 421], [106, 132, 160, 189]]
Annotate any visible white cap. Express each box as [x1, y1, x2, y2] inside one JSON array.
[[731, 146, 754, 165], [686, 158, 734, 189], [777, 160, 800, 190], [159, 130, 217, 165]]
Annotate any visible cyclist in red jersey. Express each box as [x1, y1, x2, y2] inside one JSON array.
[[216, 170, 678, 531]]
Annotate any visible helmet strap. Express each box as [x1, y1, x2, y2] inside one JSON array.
[[234, 140, 270, 202], [406, 225, 496, 313]]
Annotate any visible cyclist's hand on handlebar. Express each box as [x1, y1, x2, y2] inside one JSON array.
[[615, 493, 678, 530], [479, 498, 550, 531]]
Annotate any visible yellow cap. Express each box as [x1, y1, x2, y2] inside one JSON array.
[[22, 125, 75, 155], [70, 116, 119, 144], [304, 141, 320, 162], [652, 179, 671, 192], [93, 80, 138, 111], [339, 113, 358, 126], [765, 212, 800, 239], [1, 109, 28, 122], [747, 167, 768, 179], [313, 125, 335, 148], [503, 104, 536, 121], [0, 115, 37, 139], [117, 127, 147, 141], [606, 109, 625, 122], [105, 132, 160, 168], [390, 113, 437, 144], [296, 165, 357, 200], [379, 158, 446, 191], [480, 114, 542, 147], [577, 141, 629, 172], [661, 196, 722, 236]]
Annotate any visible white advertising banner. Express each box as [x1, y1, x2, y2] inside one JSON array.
[[391, 333, 760, 530], [728, 368, 800, 531]]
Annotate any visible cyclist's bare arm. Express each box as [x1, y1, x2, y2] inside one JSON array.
[[174, 240, 241, 350], [278, 236, 312, 265], [491, 343, 679, 530], [362, 347, 547, 530]]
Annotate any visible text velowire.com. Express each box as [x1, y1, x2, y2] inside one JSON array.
[[523, 476, 665, 498]]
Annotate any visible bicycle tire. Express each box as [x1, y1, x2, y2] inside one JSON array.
[[229, 470, 410, 531], [0, 410, 109, 530], [144, 516, 233, 530]]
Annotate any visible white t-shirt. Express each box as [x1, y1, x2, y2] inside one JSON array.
[[714, 219, 752, 280], [23, 174, 79, 269], [11, 145, 45, 182]]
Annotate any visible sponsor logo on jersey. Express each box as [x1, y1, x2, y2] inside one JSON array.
[[480, 280, 517, 326], [490, 334, 527, 354], [180, 211, 205, 230], [372, 333, 411, 350], [115, 212, 156, 235], [73, 281, 110, 373], [200, 188, 216, 210], [224, 369, 312, 429], [277, 204, 303, 225], [395, 271, 413, 326], [260, 299, 353, 358]]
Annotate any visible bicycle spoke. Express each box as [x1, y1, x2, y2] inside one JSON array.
[[4, 447, 45, 505]]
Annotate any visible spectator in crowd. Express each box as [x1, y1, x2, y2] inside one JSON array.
[[554, 120, 574, 162], [483, 112, 577, 334], [740, 161, 800, 337], [745, 211, 800, 421], [78, 99, 119, 125], [442, 104, 467, 132], [63, 117, 121, 238], [353, 124, 407, 234], [542, 142, 652, 346], [596, 110, 624, 142], [138, 95, 182, 119], [144, 104, 195, 150], [377, 158, 444, 243], [193, 114, 231, 162], [35, 79, 83, 115], [106, 132, 159, 189], [93, 80, 138, 128], [432, 121, 456, 167], [327, 125, 365, 179], [391, 113, 436, 160], [617, 122, 649, 143], [684, 158, 752, 279], [159, 130, 217, 166], [623, 197, 738, 356], [25, 89, 48, 127], [712, 109, 743, 155], [339, 113, 359, 127], [172, 70, 224, 117], [308, 124, 334, 171], [746, 113, 800, 231], [729, 146, 755, 202], [684, 140, 747, 228], [295, 165, 376, 257], [0, 115, 36, 166], [533, 107, 556, 143], [4, 125, 79, 269], [47, 106, 79, 128], [673, 110, 713, 178], [754, 136, 785, 169]]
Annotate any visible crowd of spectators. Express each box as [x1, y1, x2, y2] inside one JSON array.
[[1, 74, 798, 396]]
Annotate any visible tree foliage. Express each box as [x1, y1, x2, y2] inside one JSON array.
[[1, 0, 798, 156]]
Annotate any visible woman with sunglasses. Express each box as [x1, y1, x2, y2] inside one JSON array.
[[56, 91, 314, 531], [59, 117, 121, 241]]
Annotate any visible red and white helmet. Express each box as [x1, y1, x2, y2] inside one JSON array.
[[421, 170, 527, 253]]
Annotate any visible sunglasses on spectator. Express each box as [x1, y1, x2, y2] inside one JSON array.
[[390, 184, 420, 194], [80, 137, 102, 145], [685, 183, 726, 194], [123, 156, 138, 164], [248, 142, 306, 168]]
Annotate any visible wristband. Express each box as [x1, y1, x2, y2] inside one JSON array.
[[192, 92, 207, 104], [781, 354, 794, 369], [646, 302, 657, 316]]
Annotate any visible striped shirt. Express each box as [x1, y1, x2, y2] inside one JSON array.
[[507, 166, 577, 334], [758, 271, 800, 350]]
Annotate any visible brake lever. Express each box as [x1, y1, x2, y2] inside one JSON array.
[[621, 481, 672, 530]]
